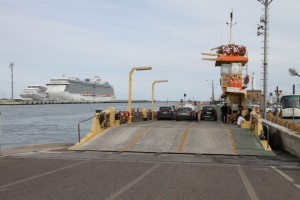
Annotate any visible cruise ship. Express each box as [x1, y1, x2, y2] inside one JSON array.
[[20, 84, 49, 101], [46, 75, 116, 101]]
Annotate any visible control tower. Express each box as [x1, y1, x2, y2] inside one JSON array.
[[202, 12, 249, 113]]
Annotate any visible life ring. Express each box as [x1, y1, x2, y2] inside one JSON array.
[[244, 75, 250, 85]]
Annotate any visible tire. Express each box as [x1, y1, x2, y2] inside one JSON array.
[[214, 117, 217, 121]]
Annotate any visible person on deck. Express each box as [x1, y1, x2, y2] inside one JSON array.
[[237, 108, 252, 126], [220, 102, 229, 123]]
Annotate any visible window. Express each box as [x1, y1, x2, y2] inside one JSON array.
[[221, 63, 242, 74]]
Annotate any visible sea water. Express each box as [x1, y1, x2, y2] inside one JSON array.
[[0, 102, 174, 148]]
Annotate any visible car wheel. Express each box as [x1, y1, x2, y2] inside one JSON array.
[[214, 117, 217, 121]]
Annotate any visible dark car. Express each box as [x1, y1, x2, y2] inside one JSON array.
[[157, 106, 176, 120], [175, 107, 194, 121], [200, 106, 217, 121]]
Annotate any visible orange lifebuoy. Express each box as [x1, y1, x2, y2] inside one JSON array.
[[244, 75, 249, 85]]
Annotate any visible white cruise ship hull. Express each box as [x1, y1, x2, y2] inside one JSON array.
[[47, 91, 116, 102], [20, 93, 49, 101]]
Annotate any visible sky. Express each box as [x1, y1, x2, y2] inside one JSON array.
[[0, 0, 300, 101]]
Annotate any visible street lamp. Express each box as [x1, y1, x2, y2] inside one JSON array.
[[288, 68, 299, 127], [151, 80, 168, 120], [206, 80, 215, 104], [128, 66, 152, 123], [289, 68, 300, 77], [9, 62, 14, 99]]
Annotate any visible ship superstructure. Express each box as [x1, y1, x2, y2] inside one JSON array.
[[202, 12, 249, 111], [46, 75, 116, 101], [20, 84, 49, 101]]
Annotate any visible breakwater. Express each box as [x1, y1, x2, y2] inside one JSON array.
[[0, 99, 149, 105]]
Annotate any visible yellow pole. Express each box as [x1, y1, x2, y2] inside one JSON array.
[[128, 68, 135, 123], [151, 80, 168, 120], [128, 66, 152, 123], [152, 82, 155, 120]]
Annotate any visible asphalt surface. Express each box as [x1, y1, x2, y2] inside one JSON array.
[[0, 149, 299, 200], [1, 120, 299, 199]]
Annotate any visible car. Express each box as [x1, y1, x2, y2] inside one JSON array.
[[157, 106, 176, 120], [175, 107, 194, 121], [217, 101, 226, 106], [200, 106, 217, 121]]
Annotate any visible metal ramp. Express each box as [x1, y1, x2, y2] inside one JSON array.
[[72, 120, 274, 156]]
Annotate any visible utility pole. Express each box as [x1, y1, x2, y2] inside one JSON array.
[[212, 80, 215, 104], [9, 62, 14, 99], [257, 0, 273, 118]]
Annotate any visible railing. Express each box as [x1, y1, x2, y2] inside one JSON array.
[[77, 115, 97, 143], [251, 116, 270, 148]]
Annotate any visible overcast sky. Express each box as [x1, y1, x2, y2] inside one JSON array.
[[0, 0, 299, 101]]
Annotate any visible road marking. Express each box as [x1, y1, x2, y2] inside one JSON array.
[[106, 163, 160, 200], [237, 165, 259, 200], [122, 126, 150, 151], [221, 123, 238, 155], [271, 166, 300, 190], [177, 123, 194, 153], [0, 160, 89, 189]]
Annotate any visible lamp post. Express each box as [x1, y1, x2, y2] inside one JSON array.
[[257, 0, 273, 119], [128, 66, 152, 123], [207, 80, 215, 104], [9, 62, 14, 99], [289, 68, 300, 77], [288, 68, 299, 127], [151, 80, 168, 120]]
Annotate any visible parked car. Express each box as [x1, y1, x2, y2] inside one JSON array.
[[200, 106, 217, 121], [175, 107, 194, 121], [157, 106, 176, 120]]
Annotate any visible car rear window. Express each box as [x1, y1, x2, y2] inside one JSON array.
[[203, 107, 215, 112], [160, 107, 172, 111], [178, 107, 191, 112]]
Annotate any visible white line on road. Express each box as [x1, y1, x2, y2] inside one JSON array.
[[106, 163, 160, 200], [238, 165, 259, 200], [0, 160, 89, 189], [271, 166, 300, 190]]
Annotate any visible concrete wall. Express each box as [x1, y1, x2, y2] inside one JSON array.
[[262, 119, 300, 158]]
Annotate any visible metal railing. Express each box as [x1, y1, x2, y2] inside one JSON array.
[[77, 115, 97, 143], [252, 116, 270, 148]]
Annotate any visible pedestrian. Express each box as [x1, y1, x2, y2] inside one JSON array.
[[234, 106, 243, 124], [193, 101, 199, 122], [237, 108, 252, 126], [220, 102, 229, 123]]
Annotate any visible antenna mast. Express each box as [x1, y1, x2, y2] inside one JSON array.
[[9, 62, 14, 99], [226, 11, 237, 44]]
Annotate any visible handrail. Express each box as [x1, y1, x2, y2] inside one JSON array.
[[77, 115, 97, 143], [252, 116, 270, 148]]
